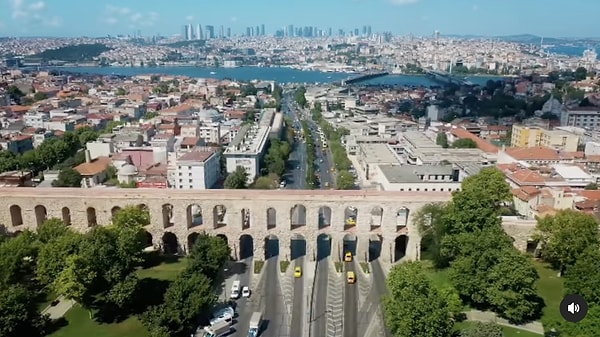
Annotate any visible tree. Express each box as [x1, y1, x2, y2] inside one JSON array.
[[452, 138, 477, 148], [187, 234, 231, 282], [0, 285, 50, 337], [164, 273, 215, 332], [36, 231, 83, 286], [37, 218, 69, 244], [141, 273, 215, 336], [574, 66, 588, 81], [585, 182, 598, 190], [33, 92, 48, 101], [253, 176, 277, 189], [534, 210, 600, 274], [52, 168, 82, 187], [436, 133, 449, 148], [54, 207, 149, 318], [0, 231, 39, 288], [384, 262, 454, 337], [564, 245, 600, 305], [460, 322, 504, 337], [336, 170, 355, 190], [116, 87, 127, 96], [414, 203, 449, 268], [224, 166, 249, 189]]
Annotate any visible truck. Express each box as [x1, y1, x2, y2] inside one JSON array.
[[192, 320, 232, 337], [248, 312, 263, 337]]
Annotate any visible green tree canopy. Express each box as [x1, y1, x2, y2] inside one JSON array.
[[436, 133, 449, 148], [534, 209, 600, 273], [0, 285, 50, 337], [336, 170, 355, 190], [452, 138, 477, 148], [52, 167, 83, 187], [187, 234, 231, 282], [564, 245, 600, 305], [224, 166, 249, 189], [460, 322, 504, 337], [384, 261, 454, 337]]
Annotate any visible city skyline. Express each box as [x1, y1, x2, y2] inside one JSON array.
[[0, 0, 599, 38]]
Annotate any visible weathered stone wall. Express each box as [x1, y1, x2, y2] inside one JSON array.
[[0, 188, 537, 261]]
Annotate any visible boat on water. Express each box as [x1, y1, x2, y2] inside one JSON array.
[[210, 71, 216, 75]]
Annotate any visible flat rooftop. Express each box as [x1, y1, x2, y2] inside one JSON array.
[[224, 124, 270, 155], [378, 164, 455, 184], [359, 143, 400, 165], [415, 147, 484, 163]]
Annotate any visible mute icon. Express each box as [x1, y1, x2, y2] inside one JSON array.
[[560, 294, 588, 323]]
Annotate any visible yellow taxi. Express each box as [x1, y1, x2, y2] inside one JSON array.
[[344, 252, 353, 262], [294, 266, 302, 278], [346, 271, 356, 284]]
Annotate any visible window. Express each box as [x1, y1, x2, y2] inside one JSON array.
[[189, 179, 192, 183]]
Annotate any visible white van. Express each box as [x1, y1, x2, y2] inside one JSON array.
[[230, 280, 240, 299]]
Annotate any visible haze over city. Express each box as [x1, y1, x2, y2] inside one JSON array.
[[1, 0, 599, 37]]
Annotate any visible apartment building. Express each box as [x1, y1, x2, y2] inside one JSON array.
[[174, 147, 220, 189], [560, 107, 600, 129], [511, 125, 580, 152], [223, 124, 270, 183]]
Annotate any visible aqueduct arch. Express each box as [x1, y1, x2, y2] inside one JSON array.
[[0, 188, 538, 262]]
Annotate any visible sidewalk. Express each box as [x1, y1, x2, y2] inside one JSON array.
[[465, 310, 544, 335], [41, 296, 75, 320]]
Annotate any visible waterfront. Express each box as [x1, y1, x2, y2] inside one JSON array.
[[52, 66, 502, 86]]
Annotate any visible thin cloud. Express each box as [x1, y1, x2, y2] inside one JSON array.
[[10, 0, 62, 27], [102, 5, 157, 28], [389, 0, 419, 5]]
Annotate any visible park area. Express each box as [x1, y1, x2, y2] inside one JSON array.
[[48, 256, 187, 337], [424, 259, 563, 337]]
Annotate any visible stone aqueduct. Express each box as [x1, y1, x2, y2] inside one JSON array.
[[0, 188, 536, 263]]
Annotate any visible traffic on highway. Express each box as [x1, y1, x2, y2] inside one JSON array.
[[210, 90, 385, 337]]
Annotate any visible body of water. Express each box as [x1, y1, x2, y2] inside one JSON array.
[[53, 66, 502, 87]]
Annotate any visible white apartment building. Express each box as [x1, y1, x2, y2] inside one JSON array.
[[174, 148, 220, 189], [561, 107, 600, 129], [223, 124, 270, 183]]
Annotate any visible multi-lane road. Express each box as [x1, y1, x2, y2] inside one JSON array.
[[227, 92, 387, 337]]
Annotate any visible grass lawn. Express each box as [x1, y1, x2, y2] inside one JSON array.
[[48, 255, 187, 337], [455, 321, 542, 336], [533, 260, 564, 330], [48, 305, 147, 337], [422, 259, 561, 335]]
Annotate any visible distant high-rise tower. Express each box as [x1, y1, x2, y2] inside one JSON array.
[[367, 26, 372, 36], [261, 24, 265, 36], [196, 24, 203, 40], [219, 25, 224, 38], [181, 25, 188, 40], [227, 27, 231, 37], [287, 24, 294, 37], [434, 30, 440, 41], [205, 25, 215, 39], [186, 24, 193, 40]]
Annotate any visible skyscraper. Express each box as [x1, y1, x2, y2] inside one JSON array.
[[186, 24, 193, 40], [287, 24, 294, 37], [261, 24, 265, 36], [219, 25, 224, 38], [196, 24, 203, 40], [205, 25, 215, 39], [227, 27, 231, 37]]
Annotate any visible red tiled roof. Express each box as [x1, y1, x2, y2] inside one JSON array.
[[450, 127, 499, 153]]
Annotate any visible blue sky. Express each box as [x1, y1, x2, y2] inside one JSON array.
[[0, 0, 598, 38]]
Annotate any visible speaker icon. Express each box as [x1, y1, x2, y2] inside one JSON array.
[[560, 294, 588, 323], [567, 302, 580, 315]]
